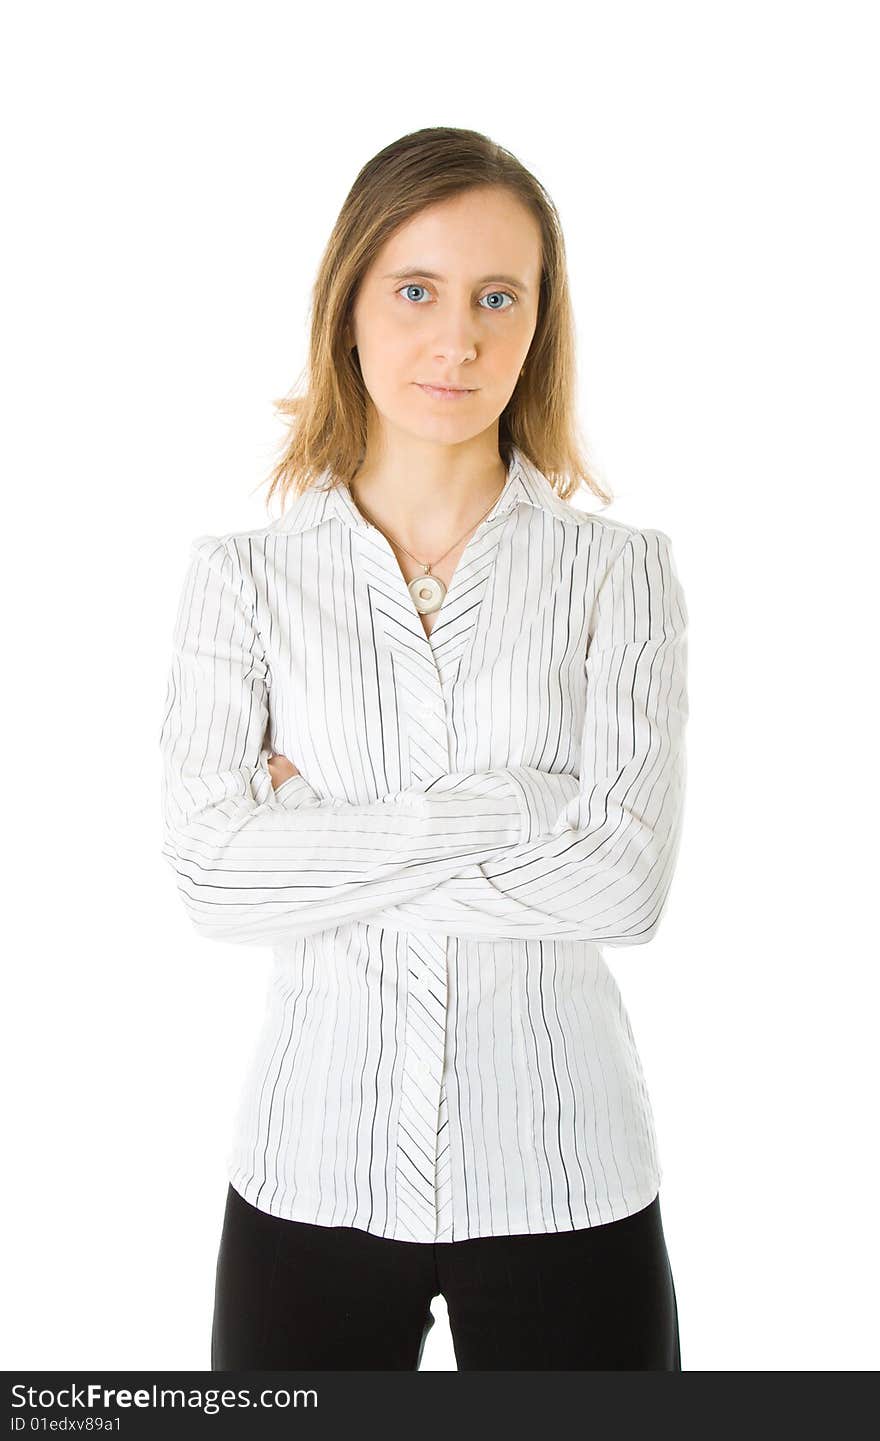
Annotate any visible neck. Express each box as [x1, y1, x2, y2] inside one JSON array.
[[349, 438, 508, 556]]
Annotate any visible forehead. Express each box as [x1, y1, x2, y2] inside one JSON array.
[[369, 191, 543, 281]]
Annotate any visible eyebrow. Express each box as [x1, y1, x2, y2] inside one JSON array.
[[382, 267, 530, 293]]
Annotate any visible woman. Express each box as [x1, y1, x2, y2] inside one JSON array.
[[159, 126, 689, 1370]]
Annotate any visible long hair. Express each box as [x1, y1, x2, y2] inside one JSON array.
[[263, 126, 612, 514]]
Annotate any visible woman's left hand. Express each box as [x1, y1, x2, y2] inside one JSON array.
[[267, 752, 300, 790]]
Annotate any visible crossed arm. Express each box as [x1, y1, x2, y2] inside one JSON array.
[[159, 527, 687, 948], [269, 527, 689, 944]]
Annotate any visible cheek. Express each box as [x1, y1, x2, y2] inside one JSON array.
[[362, 322, 419, 377]]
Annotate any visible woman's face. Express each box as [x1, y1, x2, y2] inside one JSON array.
[[349, 186, 543, 448]]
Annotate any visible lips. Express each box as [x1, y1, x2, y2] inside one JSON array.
[[416, 382, 476, 399]]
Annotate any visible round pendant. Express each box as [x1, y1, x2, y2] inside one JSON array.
[[408, 572, 446, 614]]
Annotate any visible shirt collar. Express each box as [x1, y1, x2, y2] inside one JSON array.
[[270, 443, 587, 536]]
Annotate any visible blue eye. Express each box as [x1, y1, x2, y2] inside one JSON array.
[[479, 291, 516, 311], [397, 283, 516, 310]]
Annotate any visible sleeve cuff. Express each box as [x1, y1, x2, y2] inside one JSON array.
[[503, 767, 579, 845], [272, 774, 317, 806]]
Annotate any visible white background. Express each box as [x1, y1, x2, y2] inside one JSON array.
[[3, 0, 877, 1372]]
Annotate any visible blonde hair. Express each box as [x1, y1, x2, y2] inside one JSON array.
[[264, 126, 613, 514]]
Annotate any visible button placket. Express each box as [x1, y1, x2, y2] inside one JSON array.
[[347, 491, 526, 1240]]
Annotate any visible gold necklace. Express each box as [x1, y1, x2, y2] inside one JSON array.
[[349, 476, 507, 615]]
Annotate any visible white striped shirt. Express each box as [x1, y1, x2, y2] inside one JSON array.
[[159, 444, 689, 1242]]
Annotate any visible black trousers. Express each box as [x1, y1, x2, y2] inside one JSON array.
[[211, 1182, 682, 1371]]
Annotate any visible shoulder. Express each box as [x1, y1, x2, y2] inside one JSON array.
[[549, 486, 673, 547], [180, 527, 275, 609], [185, 514, 288, 575], [568, 510, 677, 582], [186, 482, 328, 560], [189, 517, 283, 551]]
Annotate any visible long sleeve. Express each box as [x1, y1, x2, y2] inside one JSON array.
[[159, 535, 581, 946], [322, 528, 689, 944]]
